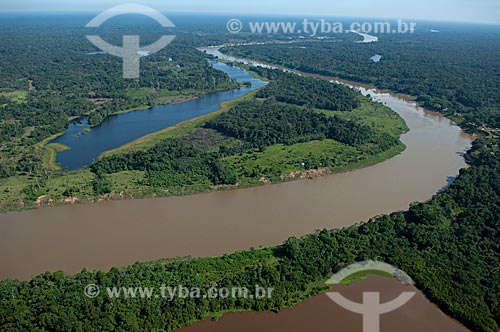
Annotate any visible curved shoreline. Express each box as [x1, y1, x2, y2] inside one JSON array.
[[176, 276, 468, 332], [48, 62, 265, 171], [0, 69, 472, 279], [0, 61, 405, 213]]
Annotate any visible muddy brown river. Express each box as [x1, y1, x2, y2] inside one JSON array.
[[0, 49, 474, 332], [0, 68, 472, 281], [176, 275, 468, 332]]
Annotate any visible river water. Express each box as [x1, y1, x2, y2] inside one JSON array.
[[0, 55, 472, 281], [176, 275, 467, 332]]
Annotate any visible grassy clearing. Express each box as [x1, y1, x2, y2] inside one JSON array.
[[331, 143, 406, 172], [225, 140, 406, 186], [0, 90, 27, 104], [0, 176, 30, 209], [0, 170, 96, 212], [43, 143, 70, 171], [45, 170, 96, 198], [317, 96, 409, 136], [107, 171, 149, 198], [225, 140, 359, 183]]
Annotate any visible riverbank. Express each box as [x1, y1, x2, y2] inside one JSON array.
[[0, 65, 477, 331], [42, 143, 70, 171], [176, 276, 468, 332], [203, 46, 471, 128], [36, 87, 241, 171], [0, 61, 409, 213], [99, 88, 263, 158], [0, 81, 472, 277], [0, 96, 406, 213]]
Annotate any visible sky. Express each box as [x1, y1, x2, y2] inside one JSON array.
[[1, 0, 499, 24]]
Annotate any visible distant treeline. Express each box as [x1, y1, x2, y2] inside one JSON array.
[[223, 29, 500, 130]]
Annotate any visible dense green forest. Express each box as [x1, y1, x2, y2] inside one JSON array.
[[1, 139, 498, 332], [88, 70, 400, 192], [0, 17, 239, 180], [253, 68, 360, 111], [0, 58, 406, 210], [1, 16, 499, 332], [91, 137, 238, 187], [204, 100, 390, 148], [223, 26, 500, 130]]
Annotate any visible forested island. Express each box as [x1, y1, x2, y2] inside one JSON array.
[[0, 50, 407, 210]]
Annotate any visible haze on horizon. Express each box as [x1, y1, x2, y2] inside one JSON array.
[[0, 0, 499, 25]]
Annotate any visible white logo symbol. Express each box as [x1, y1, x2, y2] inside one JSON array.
[[327, 292, 415, 332], [227, 19, 243, 34], [326, 261, 416, 332], [85, 3, 176, 79], [84, 284, 100, 298]]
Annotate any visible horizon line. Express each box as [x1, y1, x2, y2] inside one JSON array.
[[0, 10, 499, 26]]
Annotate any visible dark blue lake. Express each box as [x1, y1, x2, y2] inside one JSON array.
[[51, 61, 266, 170]]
